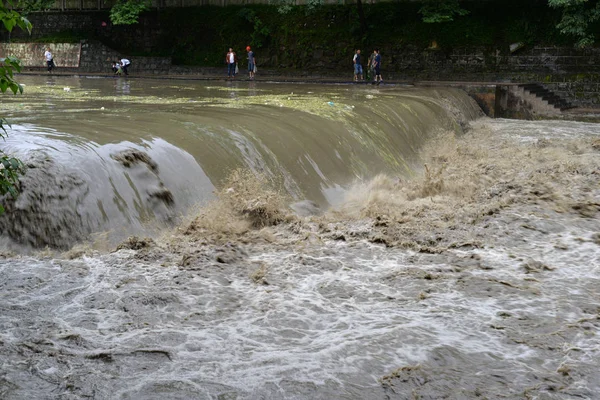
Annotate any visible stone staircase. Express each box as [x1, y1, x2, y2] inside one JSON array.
[[518, 83, 574, 111]]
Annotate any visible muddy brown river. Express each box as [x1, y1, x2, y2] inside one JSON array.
[[0, 76, 599, 399]]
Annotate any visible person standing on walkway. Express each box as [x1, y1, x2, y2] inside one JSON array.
[[246, 46, 256, 80], [373, 49, 382, 84], [44, 48, 55, 73], [353, 49, 363, 81], [120, 58, 131, 75], [367, 49, 376, 81], [226, 48, 238, 79]]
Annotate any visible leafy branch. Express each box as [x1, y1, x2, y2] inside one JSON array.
[[0, 1, 30, 214], [549, 0, 600, 47], [0, 119, 25, 214], [110, 0, 151, 25]]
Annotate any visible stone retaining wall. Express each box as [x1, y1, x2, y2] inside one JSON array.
[[545, 80, 600, 107], [5, 41, 172, 74], [0, 43, 81, 67], [78, 41, 171, 74]]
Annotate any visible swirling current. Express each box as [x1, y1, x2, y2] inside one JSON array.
[[0, 76, 598, 399]]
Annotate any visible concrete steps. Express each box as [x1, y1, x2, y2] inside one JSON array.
[[518, 83, 574, 111]]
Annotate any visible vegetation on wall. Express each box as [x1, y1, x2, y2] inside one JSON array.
[[418, 0, 469, 23], [549, 0, 600, 47], [143, 0, 572, 68], [0, 1, 28, 214], [7, 0, 599, 69], [110, 0, 151, 25]]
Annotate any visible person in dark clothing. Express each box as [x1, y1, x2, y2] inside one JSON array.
[[246, 46, 256, 80], [373, 49, 382, 84]]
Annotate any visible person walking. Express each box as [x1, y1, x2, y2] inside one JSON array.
[[226, 48, 238, 79], [43, 48, 55, 73], [246, 46, 256, 80], [373, 49, 383, 84], [353, 49, 363, 81], [120, 58, 131, 75]]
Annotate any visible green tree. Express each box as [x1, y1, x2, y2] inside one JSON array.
[[110, 0, 151, 25], [418, 0, 469, 23], [549, 0, 600, 47], [0, 1, 30, 214]]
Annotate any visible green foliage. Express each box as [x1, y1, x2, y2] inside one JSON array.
[[0, 121, 25, 214], [418, 0, 469, 23], [0, 1, 28, 214], [16, 0, 56, 14], [0, 56, 23, 95], [110, 0, 150, 25], [239, 8, 271, 48], [0, 1, 32, 33], [112, 1, 583, 69], [273, 0, 324, 15], [549, 0, 600, 47]]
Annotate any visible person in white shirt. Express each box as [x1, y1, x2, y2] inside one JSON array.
[[120, 58, 131, 75], [225, 48, 238, 79], [43, 48, 55, 72]]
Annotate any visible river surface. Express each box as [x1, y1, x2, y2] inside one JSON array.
[[0, 76, 599, 399]]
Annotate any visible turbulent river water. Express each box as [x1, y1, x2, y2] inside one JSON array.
[[0, 76, 599, 399]]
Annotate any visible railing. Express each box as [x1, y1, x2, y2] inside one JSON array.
[[27, 0, 348, 11]]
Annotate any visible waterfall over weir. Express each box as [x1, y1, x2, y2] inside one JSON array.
[[0, 77, 482, 248]]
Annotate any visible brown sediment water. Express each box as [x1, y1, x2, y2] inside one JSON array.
[[0, 76, 480, 248], [0, 76, 599, 399]]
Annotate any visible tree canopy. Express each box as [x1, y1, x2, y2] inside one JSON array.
[[110, 0, 151, 25], [549, 0, 600, 47]]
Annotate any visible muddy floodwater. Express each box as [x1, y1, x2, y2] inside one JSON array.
[[0, 76, 599, 399]]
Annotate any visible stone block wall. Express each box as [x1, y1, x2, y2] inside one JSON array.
[[19, 12, 98, 38], [0, 43, 81, 67], [544, 80, 600, 107], [8, 40, 172, 74], [78, 41, 171, 74]]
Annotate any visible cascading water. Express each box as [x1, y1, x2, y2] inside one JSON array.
[[0, 77, 598, 400], [0, 77, 481, 248]]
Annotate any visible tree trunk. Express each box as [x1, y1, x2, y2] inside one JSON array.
[[356, 0, 368, 34]]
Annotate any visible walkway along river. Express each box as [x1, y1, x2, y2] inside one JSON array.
[[0, 76, 599, 399]]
